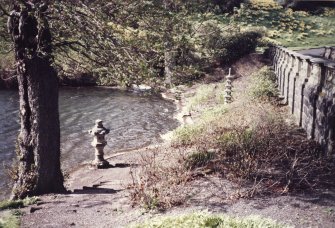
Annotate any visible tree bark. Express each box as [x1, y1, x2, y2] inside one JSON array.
[[8, 2, 65, 199]]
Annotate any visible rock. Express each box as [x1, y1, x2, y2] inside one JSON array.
[[132, 84, 152, 92], [30, 207, 42, 213]]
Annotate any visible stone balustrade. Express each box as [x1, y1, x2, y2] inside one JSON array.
[[324, 46, 335, 61], [269, 46, 335, 155]]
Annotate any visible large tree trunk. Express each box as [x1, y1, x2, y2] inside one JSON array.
[[12, 57, 64, 199], [8, 2, 65, 199]]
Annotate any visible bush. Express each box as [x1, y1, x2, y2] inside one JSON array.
[[198, 23, 262, 65], [185, 151, 215, 169]]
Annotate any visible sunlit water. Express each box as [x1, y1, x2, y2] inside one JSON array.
[[0, 87, 178, 200]]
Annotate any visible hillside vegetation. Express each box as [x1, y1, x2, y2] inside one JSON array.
[[0, 0, 334, 87]]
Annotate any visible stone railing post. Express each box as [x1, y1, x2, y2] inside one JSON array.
[[324, 46, 331, 59], [288, 54, 301, 111], [316, 62, 335, 155], [302, 58, 325, 139], [282, 50, 295, 103], [293, 55, 311, 126]]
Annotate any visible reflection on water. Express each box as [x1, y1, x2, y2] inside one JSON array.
[[0, 87, 178, 200]]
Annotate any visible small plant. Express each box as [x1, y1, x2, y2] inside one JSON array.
[[185, 151, 215, 169]]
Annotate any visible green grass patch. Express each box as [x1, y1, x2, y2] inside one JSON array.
[[0, 210, 22, 228], [0, 197, 39, 211], [233, 1, 335, 49], [172, 123, 205, 146], [249, 66, 277, 100], [186, 84, 217, 112], [131, 212, 289, 228]]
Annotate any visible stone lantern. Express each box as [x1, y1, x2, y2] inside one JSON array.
[[88, 119, 110, 168], [224, 68, 234, 104]]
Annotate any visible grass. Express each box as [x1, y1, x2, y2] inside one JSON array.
[[0, 197, 39, 211], [0, 197, 39, 228], [234, 0, 335, 49], [185, 84, 217, 112], [249, 66, 277, 100], [130, 212, 289, 228], [173, 82, 227, 146], [0, 210, 22, 228]]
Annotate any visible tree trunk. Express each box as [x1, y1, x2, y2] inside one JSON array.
[[8, 2, 65, 199], [164, 44, 175, 87], [12, 57, 64, 199], [163, 0, 175, 88]]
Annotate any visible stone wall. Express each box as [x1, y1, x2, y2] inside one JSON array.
[[324, 47, 335, 61], [269, 46, 335, 155]]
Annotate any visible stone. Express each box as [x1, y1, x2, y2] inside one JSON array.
[[132, 84, 152, 92], [271, 45, 335, 155], [88, 119, 110, 168]]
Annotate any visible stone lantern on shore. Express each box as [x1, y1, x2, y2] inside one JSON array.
[[88, 119, 110, 168]]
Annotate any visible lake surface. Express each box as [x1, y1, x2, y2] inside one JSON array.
[[0, 87, 178, 200]]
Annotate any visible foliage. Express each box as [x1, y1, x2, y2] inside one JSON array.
[[0, 211, 21, 228], [0, 197, 39, 211], [0, 1, 262, 87], [131, 212, 288, 228], [185, 151, 215, 169], [249, 66, 277, 99], [233, 1, 335, 48]]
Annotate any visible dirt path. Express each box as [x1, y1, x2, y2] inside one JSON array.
[[20, 150, 335, 228]]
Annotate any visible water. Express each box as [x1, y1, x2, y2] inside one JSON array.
[[0, 87, 178, 200]]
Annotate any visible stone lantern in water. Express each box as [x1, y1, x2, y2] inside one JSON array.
[[88, 119, 110, 168]]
